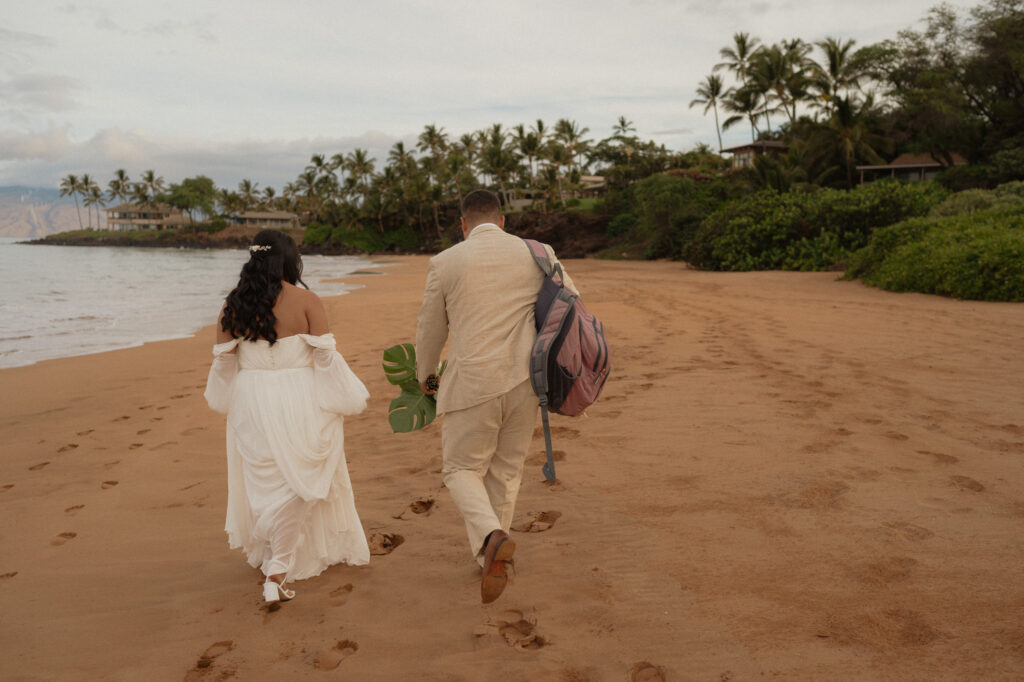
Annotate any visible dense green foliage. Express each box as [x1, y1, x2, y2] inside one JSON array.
[[609, 179, 939, 270], [844, 183, 1024, 301]]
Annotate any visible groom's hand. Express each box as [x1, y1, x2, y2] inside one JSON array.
[[420, 380, 436, 396]]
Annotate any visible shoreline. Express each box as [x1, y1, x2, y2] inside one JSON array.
[[2, 257, 1022, 679]]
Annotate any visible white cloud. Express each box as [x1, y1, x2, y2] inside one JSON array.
[[0, 124, 73, 161]]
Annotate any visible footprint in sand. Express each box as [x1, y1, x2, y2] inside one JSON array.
[[194, 640, 233, 670], [65, 504, 85, 514], [170, 394, 189, 400], [312, 640, 358, 670], [549, 426, 580, 439], [1, 484, 12, 492], [628, 661, 667, 682], [28, 461, 49, 471], [136, 429, 151, 436], [137, 405, 153, 410], [328, 583, 353, 607], [393, 497, 435, 519], [51, 532, 77, 546], [112, 415, 130, 422], [181, 426, 206, 436], [474, 610, 546, 650], [882, 521, 934, 541], [918, 450, 958, 465], [129, 443, 144, 450], [101, 480, 119, 489], [511, 511, 562, 533], [950, 475, 985, 492], [76, 429, 94, 436], [527, 449, 566, 465], [1, 572, 17, 580], [57, 443, 78, 452], [368, 532, 404, 555]]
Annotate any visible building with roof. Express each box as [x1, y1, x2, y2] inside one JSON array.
[[721, 140, 789, 170], [104, 203, 187, 231], [856, 153, 968, 185], [229, 210, 300, 229]]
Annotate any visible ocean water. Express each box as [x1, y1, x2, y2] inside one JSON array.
[[0, 237, 373, 369]]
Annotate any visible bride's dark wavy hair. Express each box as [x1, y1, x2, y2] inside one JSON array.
[[221, 229, 307, 344]]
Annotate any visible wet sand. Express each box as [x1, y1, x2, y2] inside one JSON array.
[[1, 256, 1022, 680]]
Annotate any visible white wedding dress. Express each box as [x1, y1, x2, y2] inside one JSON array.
[[204, 333, 370, 581]]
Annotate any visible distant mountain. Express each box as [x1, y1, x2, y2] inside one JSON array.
[[0, 186, 105, 238]]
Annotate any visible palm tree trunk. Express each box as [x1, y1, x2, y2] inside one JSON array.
[[73, 195, 83, 229], [713, 103, 723, 153]]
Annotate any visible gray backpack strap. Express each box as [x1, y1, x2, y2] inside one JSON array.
[[524, 237, 559, 483], [523, 238, 554, 277]]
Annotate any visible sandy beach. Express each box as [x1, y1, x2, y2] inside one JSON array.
[[2, 256, 1022, 681]]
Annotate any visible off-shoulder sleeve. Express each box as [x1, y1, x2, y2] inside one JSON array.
[[299, 334, 370, 416], [204, 339, 240, 414]]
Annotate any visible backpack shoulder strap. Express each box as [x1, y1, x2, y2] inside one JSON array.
[[523, 238, 554, 277]]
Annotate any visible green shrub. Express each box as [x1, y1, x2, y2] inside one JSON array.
[[930, 186, 1024, 217], [857, 209, 1024, 301], [607, 213, 637, 238], [995, 180, 1024, 198], [303, 222, 333, 246], [687, 180, 946, 271]]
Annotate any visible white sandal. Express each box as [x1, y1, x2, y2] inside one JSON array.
[[263, 579, 295, 603]]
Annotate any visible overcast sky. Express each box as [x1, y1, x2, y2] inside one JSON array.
[[1, 0, 984, 191]]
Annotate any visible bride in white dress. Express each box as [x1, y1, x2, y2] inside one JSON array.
[[204, 229, 370, 603]]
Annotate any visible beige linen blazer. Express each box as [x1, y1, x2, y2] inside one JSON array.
[[415, 224, 575, 415]]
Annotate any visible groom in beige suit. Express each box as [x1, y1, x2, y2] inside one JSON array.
[[416, 189, 576, 603]]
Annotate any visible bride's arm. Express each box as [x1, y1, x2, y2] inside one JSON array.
[[305, 292, 329, 336], [205, 305, 239, 414]]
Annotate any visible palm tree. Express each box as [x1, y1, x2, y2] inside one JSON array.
[[344, 148, 375, 208], [141, 170, 164, 204], [689, 74, 726, 151], [748, 44, 810, 126], [715, 32, 761, 83], [554, 118, 590, 176], [130, 182, 150, 207], [613, 115, 636, 137], [238, 179, 259, 211], [84, 185, 105, 229], [722, 86, 765, 142], [79, 173, 99, 227], [808, 95, 890, 188], [59, 174, 84, 229], [261, 186, 277, 210], [306, 153, 331, 179], [106, 169, 131, 206], [812, 37, 862, 116]]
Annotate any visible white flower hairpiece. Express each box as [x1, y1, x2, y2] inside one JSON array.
[[250, 245, 272, 253]]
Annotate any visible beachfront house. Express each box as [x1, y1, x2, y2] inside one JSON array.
[[721, 140, 789, 170], [229, 210, 300, 229], [104, 203, 187, 231], [856, 153, 968, 185]]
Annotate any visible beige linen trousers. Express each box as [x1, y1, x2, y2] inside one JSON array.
[[415, 224, 575, 563]]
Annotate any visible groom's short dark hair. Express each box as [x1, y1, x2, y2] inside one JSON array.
[[461, 189, 502, 226]]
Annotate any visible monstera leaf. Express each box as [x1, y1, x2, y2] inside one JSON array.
[[387, 386, 437, 433], [382, 343, 418, 389], [382, 343, 446, 433]]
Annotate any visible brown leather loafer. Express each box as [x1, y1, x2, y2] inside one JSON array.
[[481, 530, 516, 604]]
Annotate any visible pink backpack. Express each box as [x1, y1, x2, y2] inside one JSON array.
[[524, 239, 611, 481]]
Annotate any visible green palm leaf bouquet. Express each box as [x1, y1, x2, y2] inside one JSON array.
[[381, 343, 446, 433]]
